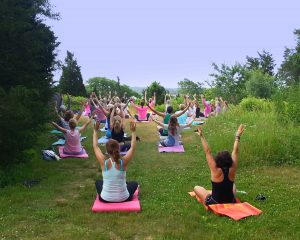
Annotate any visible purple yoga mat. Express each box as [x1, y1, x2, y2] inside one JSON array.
[[158, 145, 185, 153]]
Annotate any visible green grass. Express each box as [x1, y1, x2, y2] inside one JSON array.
[[1, 109, 300, 240]]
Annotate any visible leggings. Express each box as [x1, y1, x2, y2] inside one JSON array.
[[95, 180, 138, 203]]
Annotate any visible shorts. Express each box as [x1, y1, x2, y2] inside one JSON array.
[[205, 195, 218, 205]]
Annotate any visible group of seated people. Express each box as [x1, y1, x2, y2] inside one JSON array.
[[51, 91, 241, 207]]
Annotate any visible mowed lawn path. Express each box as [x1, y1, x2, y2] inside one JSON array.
[[1, 116, 300, 240]]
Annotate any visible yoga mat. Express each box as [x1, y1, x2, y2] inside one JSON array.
[[98, 136, 110, 144], [92, 189, 141, 212], [58, 146, 88, 158], [50, 130, 62, 134], [188, 191, 262, 221], [158, 145, 185, 153], [192, 121, 205, 125], [52, 137, 87, 146]]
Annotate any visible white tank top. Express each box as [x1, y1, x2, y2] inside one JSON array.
[[101, 159, 129, 202]]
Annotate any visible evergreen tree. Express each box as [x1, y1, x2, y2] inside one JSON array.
[[59, 51, 86, 96], [0, 0, 59, 168]]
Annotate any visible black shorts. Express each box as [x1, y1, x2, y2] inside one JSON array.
[[205, 194, 218, 205], [205, 194, 236, 205]]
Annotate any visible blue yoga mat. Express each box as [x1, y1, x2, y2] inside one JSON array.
[[98, 136, 110, 144]]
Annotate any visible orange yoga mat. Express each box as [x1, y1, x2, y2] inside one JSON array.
[[188, 191, 262, 221]]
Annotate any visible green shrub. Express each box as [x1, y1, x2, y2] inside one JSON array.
[[239, 97, 273, 112], [0, 86, 50, 168], [63, 95, 86, 112], [155, 104, 165, 113], [274, 84, 300, 125]]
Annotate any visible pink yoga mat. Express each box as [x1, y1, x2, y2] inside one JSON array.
[[92, 189, 141, 212], [158, 145, 185, 153], [58, 146, 89, 158]]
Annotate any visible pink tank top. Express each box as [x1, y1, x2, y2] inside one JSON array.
[[94, 107, 106, 121], [64, 129, 82, 153], [135, 106, 148, 120]]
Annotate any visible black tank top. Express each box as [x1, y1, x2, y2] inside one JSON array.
[[211, 168, 235, 203], [112, 128, 124, 143]]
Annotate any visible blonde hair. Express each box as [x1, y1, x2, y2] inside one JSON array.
[[69, 118, 77, 130]]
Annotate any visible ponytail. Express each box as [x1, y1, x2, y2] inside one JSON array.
[[112, 149, 121, 163], [106, 139, 121, 163]]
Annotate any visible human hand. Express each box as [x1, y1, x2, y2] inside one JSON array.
[[196, 127, 203, 137], [236, 124, 244, 136], [94, 121, 100, 131], [130, 121, 136, 132]]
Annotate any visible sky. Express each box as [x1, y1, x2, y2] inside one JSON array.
[[47, 0, 300, 88]]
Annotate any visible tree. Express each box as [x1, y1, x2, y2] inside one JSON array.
[[145, 81, 166, 104], [246, 50, 276, 76], [209, 63, 247, 104], [85, 77, 140, 98], [278, 29, 300, 86], [59, 51, 86, 96], [177, 78, 203, 96], [245, 70, 276, 99], [0, 0, 59, 168]]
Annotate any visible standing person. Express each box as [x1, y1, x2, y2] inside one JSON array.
[[93, 121, 138, 202], [51, 117, 92, 155], [152, 116, 195, 147], [193, 125, 244, 205]]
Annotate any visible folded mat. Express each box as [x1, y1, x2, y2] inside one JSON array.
[[53, 136, 86, 146], [92, 189, 141, 212], [58, 146, 88, 158], [158, 145, 185, 153], [188, 191, 262, 221]]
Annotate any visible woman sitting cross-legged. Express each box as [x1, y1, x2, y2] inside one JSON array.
[[93, 121, 138, 203], [51, 117, 92, 155], [152, 115, 195, 147], [194, 124, 244, 205], [130, 100, 150, 121]]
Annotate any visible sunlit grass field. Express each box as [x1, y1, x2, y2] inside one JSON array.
[[1, 108, 300, 240]]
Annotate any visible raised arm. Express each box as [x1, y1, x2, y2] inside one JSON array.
[[147, 103, 165, 117], [196, 127, 217, 171], [172, 102, 190, 118], [78, 117, 92, 133], [110, 107, 116, 129], [93, 121, 106, 168], [201, 95, 208, 107], [151, 117, 166, 128], [51, 121, 67, 134], [75, 101, 86, 121], [231, 124, 244, 169], [123, 122, 137, 166], [122, 99, 130, 111], [181, 115, 195, 128], [130, 100, 139, 110]]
